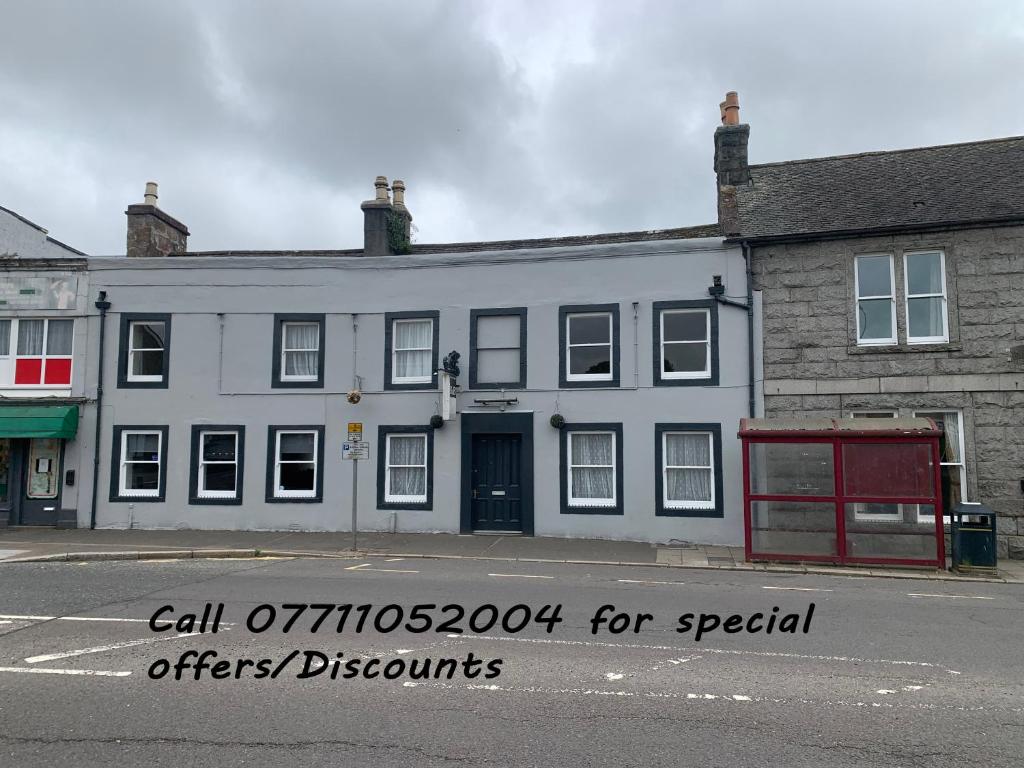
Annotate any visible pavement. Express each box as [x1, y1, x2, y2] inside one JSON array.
[[0, 556, 1021, 767], [0, 527, 1022, 583]]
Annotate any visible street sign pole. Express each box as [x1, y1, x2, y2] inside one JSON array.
[[351, 458, 358, 551], [345, 422, 364, 552]]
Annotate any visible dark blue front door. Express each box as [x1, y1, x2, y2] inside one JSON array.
[[471, 433, 522, 532]]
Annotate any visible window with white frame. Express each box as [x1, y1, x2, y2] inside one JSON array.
[[1, 318, 73, 387], [566, 312, 613, 381], [384, 433, 429, 503], [913, 410, 966, 523], [904, 251, 948, 344], [273, 430, 318, 498], [660, 309, 711, 379], [567, 430, 616, 507], [855, 254, 896, 345], [848, 411, 902, 522], [281, 322, 320, 381], [662, 431, 715, 510], [197, 431, 239, 499], [392, 318, 434, 384], [118, 430, 163, 498], [127, 320, 166, 383]]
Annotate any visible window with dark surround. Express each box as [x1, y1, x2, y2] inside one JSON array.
[[376, 425, 434, 510], [271, 314, 325, 388], [469, 307, 527, 389], [559, 304, 620, 388], [559, 422, 624, 515], [109, 425, 169, 502], [654, 423, 723, 517], [189, 425, 245, 505], [384, 311, 440, 391], [652, 300, 718, 386], [118, 313, 171, 389], [265, 425, 325, 503]]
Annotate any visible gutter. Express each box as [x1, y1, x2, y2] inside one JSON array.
[[724, 215, 1024, 247], [89, 291, 111, 530]]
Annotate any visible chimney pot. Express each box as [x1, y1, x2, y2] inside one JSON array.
[[144, 181, 159, 207], [722, 91, 740, 125], [392, 179, 406, 209], [374, 176, 390, 202]]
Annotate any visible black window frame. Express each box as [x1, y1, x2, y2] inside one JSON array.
[[654, 422, 724, 518], [376, 424, 434, 511], [188, 424, 245, 506], [117, 313, 172, 389], [265, 425, 325, 503], [109, 424, 169, 503], [652, 300, 719, 387], [271, 313, 326, 389], [558, 303, 621, 389], [559, 422, 624, 515], [384, 310, 440, 391], [468, 307, 527, 389]]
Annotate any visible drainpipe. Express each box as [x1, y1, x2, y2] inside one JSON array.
[[708, 243, 756, 418], [632, 302, 639, 389], [743, 241, 755, 418], [89, 291, 111, 529]]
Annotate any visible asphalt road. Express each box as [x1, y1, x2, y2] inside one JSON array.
[[0, 556, 1021, 767]]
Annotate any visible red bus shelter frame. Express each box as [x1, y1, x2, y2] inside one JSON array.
[[739, 419, 945, 569]]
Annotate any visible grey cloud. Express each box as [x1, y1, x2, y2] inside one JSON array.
[[0, 0, 1021, 253]]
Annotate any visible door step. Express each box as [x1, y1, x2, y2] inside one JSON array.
[[471, 531, 523, 536]]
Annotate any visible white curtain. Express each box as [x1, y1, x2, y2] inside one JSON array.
[[395, 320, 431, 378], [17, 319, 44, 355], [571, 433, 614, 500], [665, 434, 712, 503], [389, 435, 426, 495], [284, 323, 318, 377], [46, 320, 74, 355]]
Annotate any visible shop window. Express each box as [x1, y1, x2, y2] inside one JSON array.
[[9, 318, 73, 387]]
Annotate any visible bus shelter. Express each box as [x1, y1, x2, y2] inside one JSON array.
[[739, 418, 944, 568]]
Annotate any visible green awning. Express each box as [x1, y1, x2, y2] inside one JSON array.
[[0, 405, 79, 439]]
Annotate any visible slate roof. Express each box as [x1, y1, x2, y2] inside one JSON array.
[[181, 223, 721, 257], [734, 135, 1024, 240]]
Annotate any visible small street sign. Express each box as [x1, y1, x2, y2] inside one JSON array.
[[347, 422, 363, 442], [342, 441, 369, 461]]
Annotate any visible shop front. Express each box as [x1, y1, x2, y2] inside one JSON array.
[[0, 405, 79, 526]]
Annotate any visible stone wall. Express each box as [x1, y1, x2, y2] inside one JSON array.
[[751, 223, 1024, 559]]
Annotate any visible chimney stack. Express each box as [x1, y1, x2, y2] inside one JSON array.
[[360, 176, 412, 256], [125, 182, 189, 257], [713, 91, 749, 237]]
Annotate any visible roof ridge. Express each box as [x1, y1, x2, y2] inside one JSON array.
[[750, 134, 1024, 170]]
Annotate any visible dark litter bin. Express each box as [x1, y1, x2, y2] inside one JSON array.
[[951, 502, 998, 572]]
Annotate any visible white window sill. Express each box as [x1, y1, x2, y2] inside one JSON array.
[[661, 372, 711, 380], [385, 496, 428, 504], [568, 500, 616, 508]]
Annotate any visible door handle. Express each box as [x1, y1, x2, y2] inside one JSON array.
[[472, 489, 479, 499]]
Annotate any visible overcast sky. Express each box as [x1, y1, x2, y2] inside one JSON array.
[[1, 1, 1022, 255]]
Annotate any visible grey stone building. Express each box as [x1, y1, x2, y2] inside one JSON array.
[[1, 181, 758, 545], [714, 94, 1024, 558]]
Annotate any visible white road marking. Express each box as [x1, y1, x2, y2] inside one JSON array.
[[762, 586, 834, 593], [0, 620, 12, 625], [400, 681, 1024, 714], [358, 568, 420, 574], [385, 558, 405, 562], [447, 633, 959, 673], [907, 593, 994, 600], [0, 614, 154, 624], [24, 631, 203, 664], [0, 666, 131, 677], [395, 649, 413, 655], [604, 672, 624, 681], [877, 689, 897, 695], [487, 573, 554, 579], [618, 579, 685, 586], [344, 563, 371, 570]]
